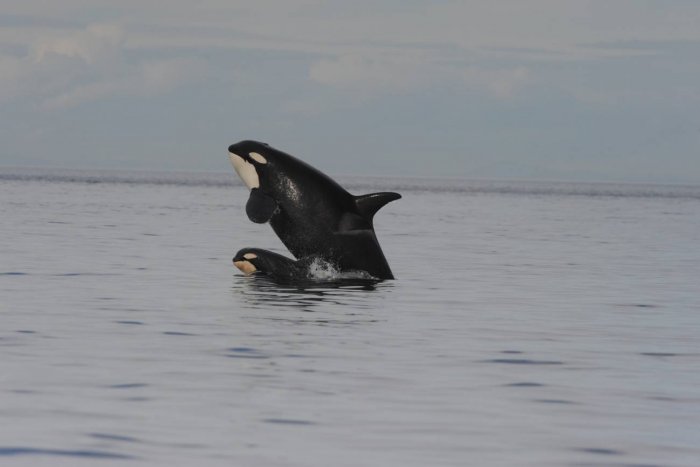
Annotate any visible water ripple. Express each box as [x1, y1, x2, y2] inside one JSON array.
[[482, 358, 564, 365], [263, 418, 316, 426], [0, 447, 134, 459], [89, 433, 141, 443], [107, 383, 148, 389], [574, 447, 625, 456]]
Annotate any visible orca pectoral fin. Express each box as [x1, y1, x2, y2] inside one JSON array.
[[246, 188, 277, 224], [354, 192, 401, 221]]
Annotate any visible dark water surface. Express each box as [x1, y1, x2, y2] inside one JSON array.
[[1, 168, 699, 466]]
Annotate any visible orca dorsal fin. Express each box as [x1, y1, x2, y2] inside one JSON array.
[[354, 192, 401, 221]]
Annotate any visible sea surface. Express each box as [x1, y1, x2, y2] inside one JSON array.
[[1, 168, 699, 467]]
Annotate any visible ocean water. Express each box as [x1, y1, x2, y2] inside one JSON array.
[[1, 168, 699, 467]]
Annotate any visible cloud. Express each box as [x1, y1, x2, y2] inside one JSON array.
[[33, 23, 125, 64], [309, 51, 531, 99], [0, 23, 209, 109], [4, 2, 697, 108], [309, 53, 427, 93], [461, 66, 530, 99]]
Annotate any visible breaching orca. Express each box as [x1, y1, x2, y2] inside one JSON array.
[[228, 140, 400, 279]]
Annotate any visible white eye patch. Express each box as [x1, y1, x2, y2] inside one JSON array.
[[249, 152, 267, 164], [228, 151, 259, 189], [243, 253, 257, 260]]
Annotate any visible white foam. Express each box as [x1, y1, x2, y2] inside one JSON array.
[[306, 257, 340, 280], [305, 257, 376, 281]]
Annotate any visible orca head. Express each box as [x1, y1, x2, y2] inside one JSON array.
[[227, 140, 274, 190], [228, 140, 290, 224], [232, 249, 260, 275]]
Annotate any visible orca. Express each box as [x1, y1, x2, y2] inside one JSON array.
[[228, 140, 400, 279], [233, 248, 310, 280]]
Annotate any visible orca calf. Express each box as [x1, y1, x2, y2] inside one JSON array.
[[233, 248, 310, 279], [228, 140, 400, 279]]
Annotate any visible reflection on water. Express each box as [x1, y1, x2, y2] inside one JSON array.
[[231, 273, 389, 311], [229, 274, 393, 328]]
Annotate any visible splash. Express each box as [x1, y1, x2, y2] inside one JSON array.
[[305, 257, 376, 281], [305, 257, 340, 280]]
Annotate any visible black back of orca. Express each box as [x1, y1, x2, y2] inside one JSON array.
[[228, 140, 400, 279]]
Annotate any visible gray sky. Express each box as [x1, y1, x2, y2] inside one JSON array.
[[1, 1, 699, 183]]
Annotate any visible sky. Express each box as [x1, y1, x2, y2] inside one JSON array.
[[1, 1, 699, 183]]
